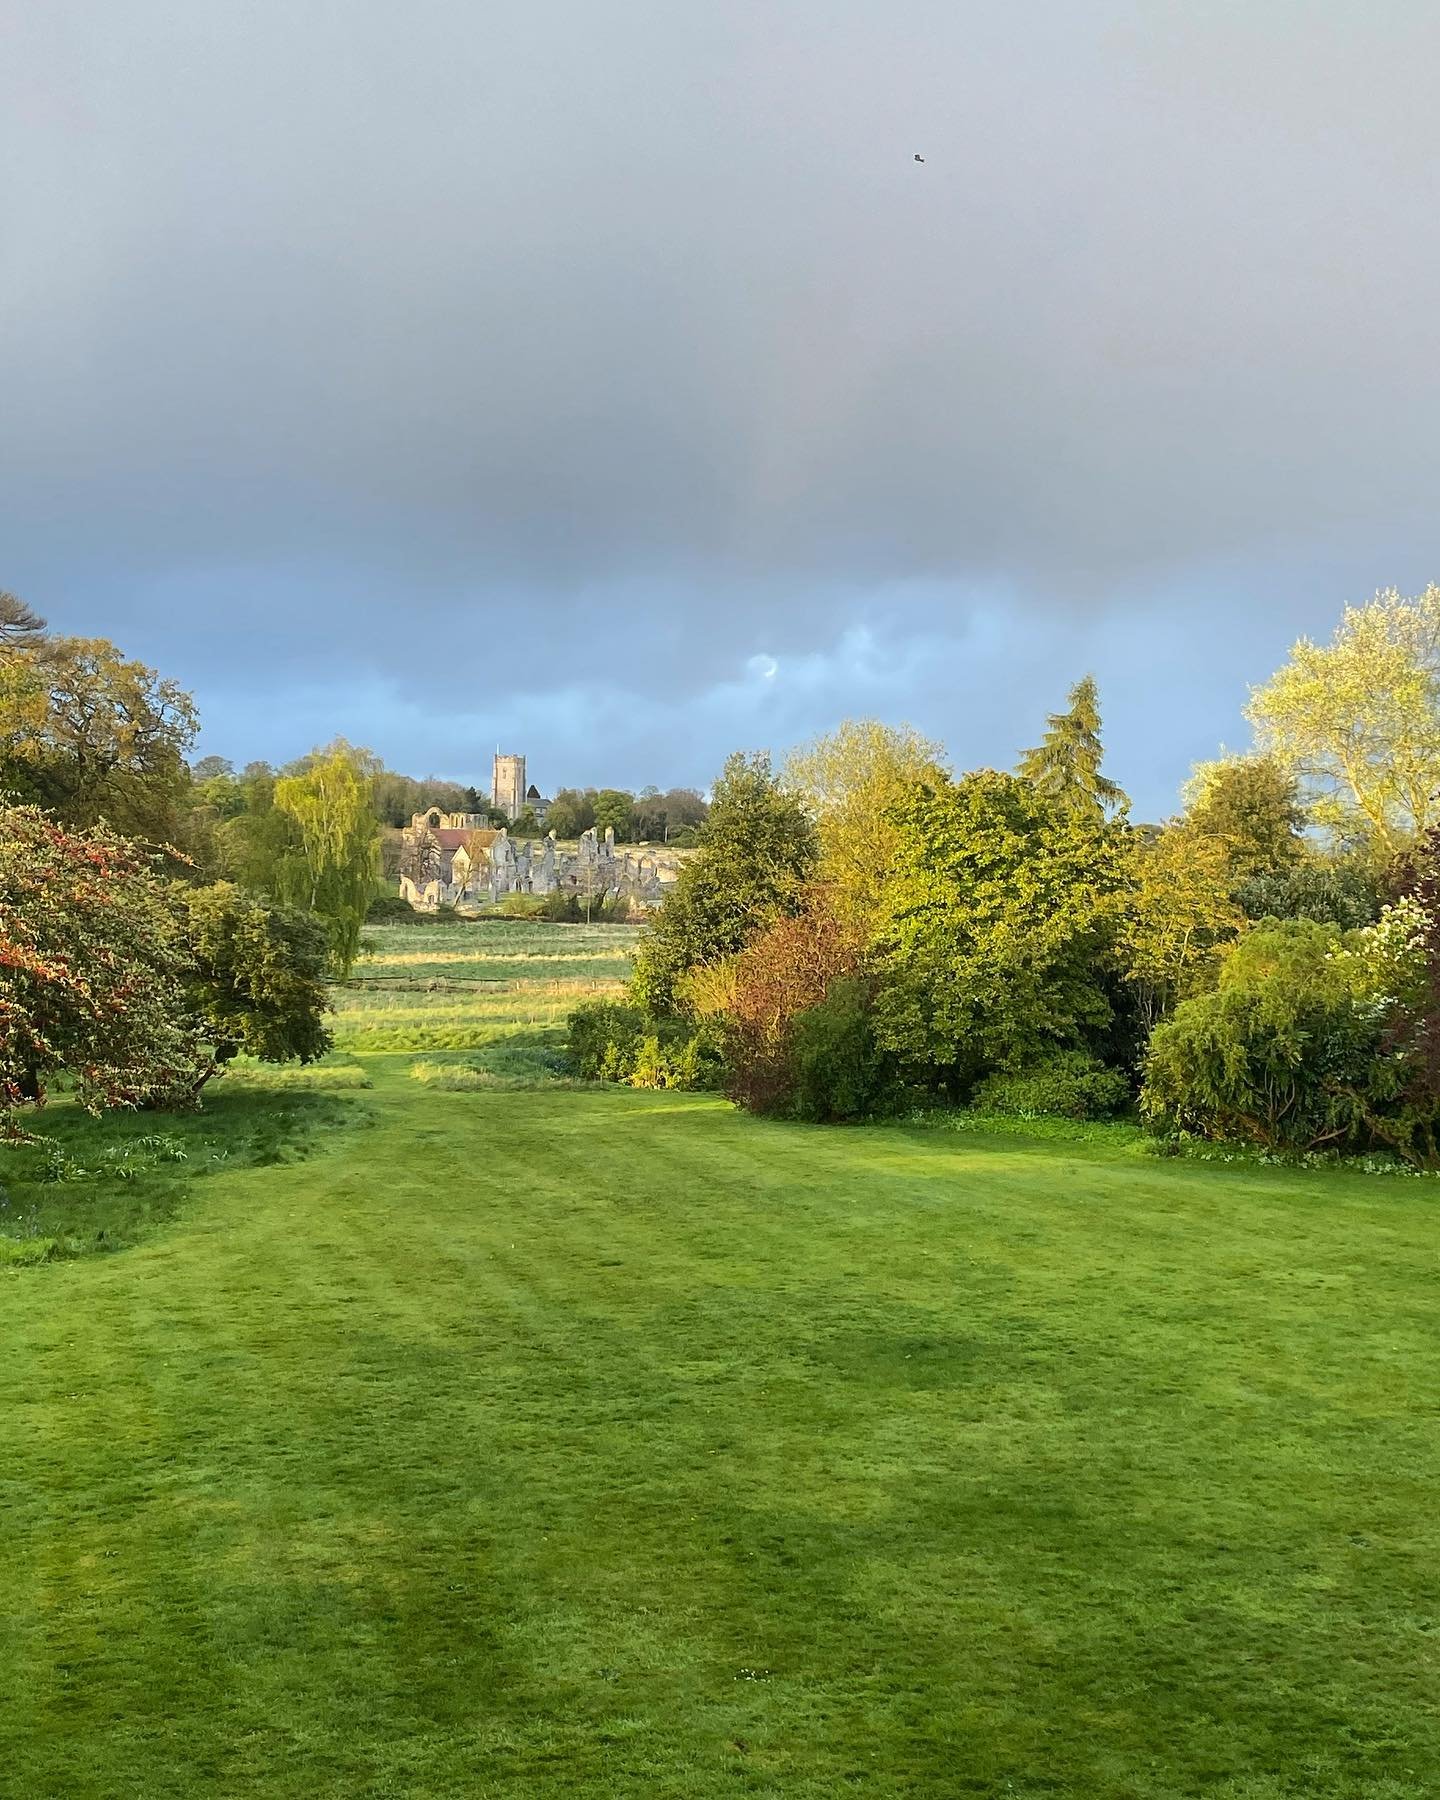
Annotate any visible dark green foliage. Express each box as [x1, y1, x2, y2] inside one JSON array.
[[366, 892, 419, 922], [971, 1051, 1131, 1121], [495, 892, 549, 919], [1235, 858, 1382, 928], [565, 1000, 722, 1088], [1141, 920, 1416, 1153], [632, 786, 709, 842], [630, 751, 817, 1013], [216, 770, 309, 899], [540, 889, 585, 922], [0, 589, 46, 644], [592, 789, 635, 841], [536, 890, 634, 924], [544, 788, 597, 838], [566, 1001, 648, 1080], [1017, 674, 1127, 820], [172, 883, 333, 1086], [1386, 826, 1440, 1163], [370, 770, 473, 829], [789, 979, 898, 1122], [872, 771, 1128, 1094]]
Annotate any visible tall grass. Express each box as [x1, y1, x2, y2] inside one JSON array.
[[354, 921, 641, 990], [336, 925, 638, 1052]]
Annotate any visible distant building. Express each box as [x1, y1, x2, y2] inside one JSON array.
[[492, 752, 526, 819]]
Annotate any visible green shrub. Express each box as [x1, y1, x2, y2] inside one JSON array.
[[497, 892, 547, 919], [972, 1052, 1130, 1121], [565, 1001, 722, 1089], [628, 1022, 726, 1090], [567, 1001, 648, 1080], [366, 893, 417, 923], [1141, 918, 1424, 1155], [790, 979, 898, 1122], [540, 891, 637, 924]]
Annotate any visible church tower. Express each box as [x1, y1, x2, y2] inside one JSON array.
[[492, 751, 526, 819]]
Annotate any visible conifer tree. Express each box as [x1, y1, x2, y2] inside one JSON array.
[[1018, 675, 1127, 820]]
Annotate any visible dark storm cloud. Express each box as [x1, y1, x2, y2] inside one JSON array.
[[3, 1, 1439, 810]]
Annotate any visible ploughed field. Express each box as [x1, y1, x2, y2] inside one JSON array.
[[4, 922, 1438, 1797]]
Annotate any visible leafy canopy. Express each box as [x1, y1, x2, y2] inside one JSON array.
[[1117, 825, 1243, 1031], [1141, 915, 1429, 1156], [784, 720, 948, 926], [0, 632, 198, 841], [1182, 753, 1306, 880], [630, 751, 816, 1014], [1247, 586, 1440, 857], [870, 770, 1128, 1090], [172, 882, 333, 1085]]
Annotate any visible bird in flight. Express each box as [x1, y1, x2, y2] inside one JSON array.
[[914, 153, 925, 163]]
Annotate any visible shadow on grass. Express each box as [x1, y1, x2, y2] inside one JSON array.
[[0, 1085, 366, 1268]]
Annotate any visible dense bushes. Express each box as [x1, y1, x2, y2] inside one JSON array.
[[565, 1001, 723, 1090], [630, 752, 816, 1013], [366, 892, 418, 922], [788, 980, 897, 1122], [972, 1052, 1130, 1121], [1141, 918, 1431, 1158], [0, 808, 202, 1117], [570, 676, 1440, 1152], [537, 890, 637, 923], [715, 895, 865, 1114], [173, 883, 333, 1088]]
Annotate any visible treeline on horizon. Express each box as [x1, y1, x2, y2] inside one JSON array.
[[193, 761, 712, 849]]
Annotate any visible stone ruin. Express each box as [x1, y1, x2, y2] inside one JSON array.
[[398, 813, 683, 913]]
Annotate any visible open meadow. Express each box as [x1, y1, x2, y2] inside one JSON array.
[[4, 921, 1439, 1797]]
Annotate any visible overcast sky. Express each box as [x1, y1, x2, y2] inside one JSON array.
[[3, 2, 1437, 815]]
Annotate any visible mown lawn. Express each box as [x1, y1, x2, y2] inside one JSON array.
[[4, 927, 1439, 1797]]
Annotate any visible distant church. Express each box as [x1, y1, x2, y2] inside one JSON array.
[[491, 751, 539, 821]]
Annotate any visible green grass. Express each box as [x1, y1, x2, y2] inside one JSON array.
[[218, 1060, 374, 1091], [0, 1089, 357, 1265], [333, 920, 640, 1053], [354, 919, 641, 988], [5, 924, 1440, 1795]]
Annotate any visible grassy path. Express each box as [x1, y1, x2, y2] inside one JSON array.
[[5, 1054, 1440, 1796]]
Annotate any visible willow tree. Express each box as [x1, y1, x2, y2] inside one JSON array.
[[1247, 587, 1440, 858], [784, 720, 948, 926], [274, 741, 380, 975], [1018, 675, 1127, 821]]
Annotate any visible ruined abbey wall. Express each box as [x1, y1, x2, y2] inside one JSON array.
[[398, 817, 683, 912]]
